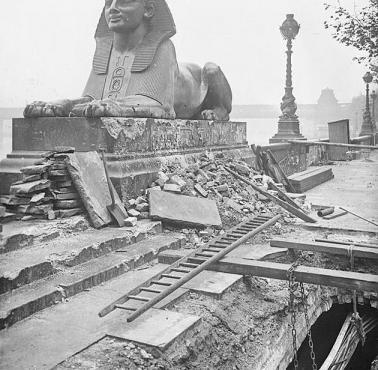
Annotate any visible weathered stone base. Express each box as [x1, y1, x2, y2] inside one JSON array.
[[0, 118, 252, 198]]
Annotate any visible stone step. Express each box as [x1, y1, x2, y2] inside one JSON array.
[[0, 216, 89, 254], [0, 220, 162, 295], [0, 234, 185, 330]]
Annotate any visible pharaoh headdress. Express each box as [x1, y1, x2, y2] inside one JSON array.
[[93, 0, 176, 74]]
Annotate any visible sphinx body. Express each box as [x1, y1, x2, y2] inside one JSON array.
[[24, 0, 232, 121]]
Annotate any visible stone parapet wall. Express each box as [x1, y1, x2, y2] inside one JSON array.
[[11, 117, 247, 154], [0, 117, 250, 197]]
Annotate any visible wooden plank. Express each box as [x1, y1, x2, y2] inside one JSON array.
[[320, 314, 352, 370], [209, 258, 378, 292], [224, 167, 317, 223], [288, 140, 378, 150], [315, 239, 378, 250], [270, 239, 378, 260]]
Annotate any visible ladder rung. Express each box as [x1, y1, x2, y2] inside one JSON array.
[[171, 268, 191, 273], [187, 257, 208, 264], [140, 287, 162, 294], [196, 253, 216, 257], [180, 262, 199, 268], [115, 305, 138, 311], [127, 295, 150, 302], [161, 274, 182, 279], [152, 280, 172, 286], [211, 244, 227, 248], [203, 248, 222, 253]]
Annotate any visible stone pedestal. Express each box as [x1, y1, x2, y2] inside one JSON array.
[[269, 118, 306, 143], [0, 118, 251, 198]]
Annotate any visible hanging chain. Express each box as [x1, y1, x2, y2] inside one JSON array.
[[348, 245, 366, 346], [287, 261, 300, 370], [287, 258, 318, 370], [300, 282, 317, 370]]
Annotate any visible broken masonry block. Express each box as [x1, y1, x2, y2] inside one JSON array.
[[124, 217, 138, 227], [168, 175, 187, 189], [136, 203, 149, 212], [128, 208, 141, 218], [163, 184, 182, 194], [194, 184, 208, 198]]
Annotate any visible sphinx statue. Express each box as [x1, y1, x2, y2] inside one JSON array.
[[24, 0, 232, 121]]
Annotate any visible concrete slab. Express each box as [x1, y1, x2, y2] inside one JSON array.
[[149, 190, 222, 227], [105, 308, 201, 350], [0, 264, 169, 370], [184, 271, 242, 299]]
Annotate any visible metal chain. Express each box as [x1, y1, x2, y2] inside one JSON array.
[[300, 282, 317, 370], [348, 245, 366, 346], [287, 261, 300, 370]]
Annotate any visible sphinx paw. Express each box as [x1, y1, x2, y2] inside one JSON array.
[[71, 100, 107, 117], [201, 109, 218, 120], [24, 100, 71, 118]]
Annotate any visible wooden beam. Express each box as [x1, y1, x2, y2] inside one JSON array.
[[224, 167, 317, 223], [270, 239, 378, 260], [315, 238, 378, 250], [288, 140, 378, 150], [208, 258, 378, 292]]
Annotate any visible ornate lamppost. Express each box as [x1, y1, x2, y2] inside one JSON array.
[[359, 72, 374, 136], [371, 89, 377, 130], [270, 14, 306, 143]]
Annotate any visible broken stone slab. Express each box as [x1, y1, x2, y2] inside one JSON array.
[[10, 180, 51, 195], [30, 193, 46, 204], [0, 206, 6, 218], [234, 163, 250, 176], [55, 200, 82, 210], [226, 198, 244, 213], [55, 192, 80, 201], [15, 204, 54, 215], [136, 203, 149, 212], [168, 175, 186, 189], [149, 190, 222, 228], [22, 174, 43, 183], [0, 196, 31, 206], [128, 209, 141, 218], [105, 308, 201, 350], [58, 208, 83, 218], [216, 184, 229, 193], [124, 217, 138, 227], [20, 164, 50, 175], [65, 152, 124, 229], [163, 183, 181, 193], [194, 184, 208, 198]]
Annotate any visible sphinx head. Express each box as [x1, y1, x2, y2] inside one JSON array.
[[104, 0, 155, 33]]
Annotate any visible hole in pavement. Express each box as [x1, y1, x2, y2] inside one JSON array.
[[287, 303, 378, 370]]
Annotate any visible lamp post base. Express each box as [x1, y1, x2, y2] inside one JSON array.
[[270, 118, 306, 143], [359, 110, 375, 137]]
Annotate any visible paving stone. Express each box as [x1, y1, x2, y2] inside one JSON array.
[[128, 209, 141, 218], [184, 271, 242, 299], [149, 190, 221, 227], [106, 308, 201, 350]]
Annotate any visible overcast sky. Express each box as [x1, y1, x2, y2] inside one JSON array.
[[0, 0, 370, 107]]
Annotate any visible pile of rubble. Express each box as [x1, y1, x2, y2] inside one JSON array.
[[125, 152, 298, 231], [0, 149, 84, 222]]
